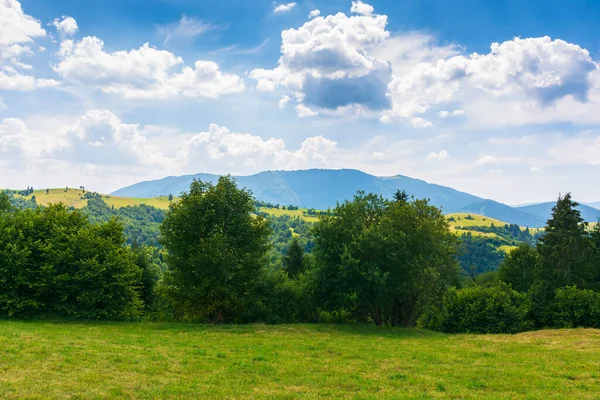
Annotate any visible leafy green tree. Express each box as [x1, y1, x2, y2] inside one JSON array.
[[159, 176, 271, 322], [499, 244, 540, 292], [168, 194, 174, 201], [393, 189, 409, 203], [0, 192, 11, 212], [312, 192, 459, 326]]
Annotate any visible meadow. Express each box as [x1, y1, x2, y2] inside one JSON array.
[[14, 188, 172, 210], [1, 321, 599, 399]]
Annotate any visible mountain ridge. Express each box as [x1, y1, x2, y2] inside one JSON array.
[[111, 169, 590, 228]]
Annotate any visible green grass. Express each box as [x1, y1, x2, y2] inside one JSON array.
[[259, 207, 320, 222], [13, 188, 172, 210], [0, 322, 599, 399]]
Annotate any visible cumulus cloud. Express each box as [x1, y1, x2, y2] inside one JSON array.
[[274, 2, 296, 13], [158, 15, 217, 44], [0, 117, 32, 159], [48, 110, 171, 167], [350, 1, 374, 16], [0, 0, 60, 91], [530, 167, 540, 173], [308, 9, 320, 18], [426, 150, 449, 160], [250, 3, 391, 116], [53, 37, 244, 99], [176, 123, 337, 171], [279, 95, 291, 109], [52, 16, 78, 37], [439, 109, 464, 118], [385, 36, 599, 124]]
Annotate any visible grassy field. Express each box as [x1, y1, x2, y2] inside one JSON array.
[[0, 322, 599, 399], [13, 188, 172, 210], [259, 207, 320, 222]]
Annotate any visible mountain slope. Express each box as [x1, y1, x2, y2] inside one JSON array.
[[113, 169, 550, 226], [516, 202, 600, 224], [584, 201, 600, 210]]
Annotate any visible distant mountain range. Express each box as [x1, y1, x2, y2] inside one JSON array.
[[112, 169, 599, 228]]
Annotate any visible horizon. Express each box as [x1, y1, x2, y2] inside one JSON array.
[[1, 0, 599, 203]]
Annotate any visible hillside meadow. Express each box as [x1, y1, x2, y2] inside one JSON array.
[[0, 321, 599, 399], [13, 188, 172, 210]]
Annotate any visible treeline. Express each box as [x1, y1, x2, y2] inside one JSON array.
[[1, 183, 599, 332], [421, 194, 600, 332]]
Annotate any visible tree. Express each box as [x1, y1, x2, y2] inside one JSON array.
[[46, 188, 50, 195], [168, 194, 174, 201], [498, 244, 540, 292], [283, 237, 305, 279], [312, 191, 459, 326], [537, 193, 594, 289], [394, 189, 409, 203], [0, 192, 11, 212], [0, 205, 143, 320], [159, 176, 271, 322]]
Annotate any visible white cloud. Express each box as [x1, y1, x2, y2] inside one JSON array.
[[296, 104, 318, 117], [279, 95, 291, 109], [308, 9, 320, 18], [176, 124, 337, 172], [0, 0, 59, 91], [530, 167, 540, 173], [48, 110, 171, 167], [0, 0, 46, 58], [372, 151, 385, 160], [158, 15, 217, 44], [53, 36, 245, 99], [439, 109, 464, 118], [274, 2, 296, 13], [250, 4, 391, 115], [0, 117, 31, 159], [411, 117, 433, 128], [385, 36, 599, 125], [52, 16, 78, 37], [350, 1, 374, 16], [426, 150, 449, 160], [546, 131, 600, 166]]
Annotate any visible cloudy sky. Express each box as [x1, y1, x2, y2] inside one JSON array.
[[1, 0, 599, 204]]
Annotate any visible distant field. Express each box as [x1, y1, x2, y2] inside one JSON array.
[[259, 207, 320, 222], [12, 188, 172, 210], [0, 322, 599, 399]]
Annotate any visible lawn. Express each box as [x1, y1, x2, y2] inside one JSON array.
[[0, 322, 599, 399], [259, 207, 320, 222]]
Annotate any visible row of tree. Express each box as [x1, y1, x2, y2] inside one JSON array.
[[1, 182, 598, 331]]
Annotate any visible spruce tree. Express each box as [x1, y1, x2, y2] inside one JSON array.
[[283, 237, 305, 279], [537, 193, 593, 289]]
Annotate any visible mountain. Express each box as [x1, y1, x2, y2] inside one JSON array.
[[113, 169, 550, 227], [584, 201, 600, 210], [516, 202, 600, 224]]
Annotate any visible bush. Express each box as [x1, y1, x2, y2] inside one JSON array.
[[551, 286, 600, 328], [419, 283, 532, 333], [0, 205, 143, 320]]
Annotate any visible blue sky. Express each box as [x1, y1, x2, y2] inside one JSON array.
[[1, 0, 600, 204]]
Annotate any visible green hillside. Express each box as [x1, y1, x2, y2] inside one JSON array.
[[13, 188, 172, 210]]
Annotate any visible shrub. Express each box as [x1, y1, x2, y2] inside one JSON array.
[[551, 286, 600, 328], [419, 283, 532, 333]]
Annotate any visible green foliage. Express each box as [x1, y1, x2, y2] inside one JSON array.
[[551, 286, 600, 328], [419, 283, 532, 334], [499, 243, 540, 292], [537, 193, 597, 289], [458, 234, 506, 276], [0, 191, 11, 212], [312, 192, 460, 326], [0, 204, 143, 320], [159, 176, 271, 322], [283, 237, 305, 279]]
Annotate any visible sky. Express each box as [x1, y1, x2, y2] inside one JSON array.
[[1, 0, 600, 205]]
